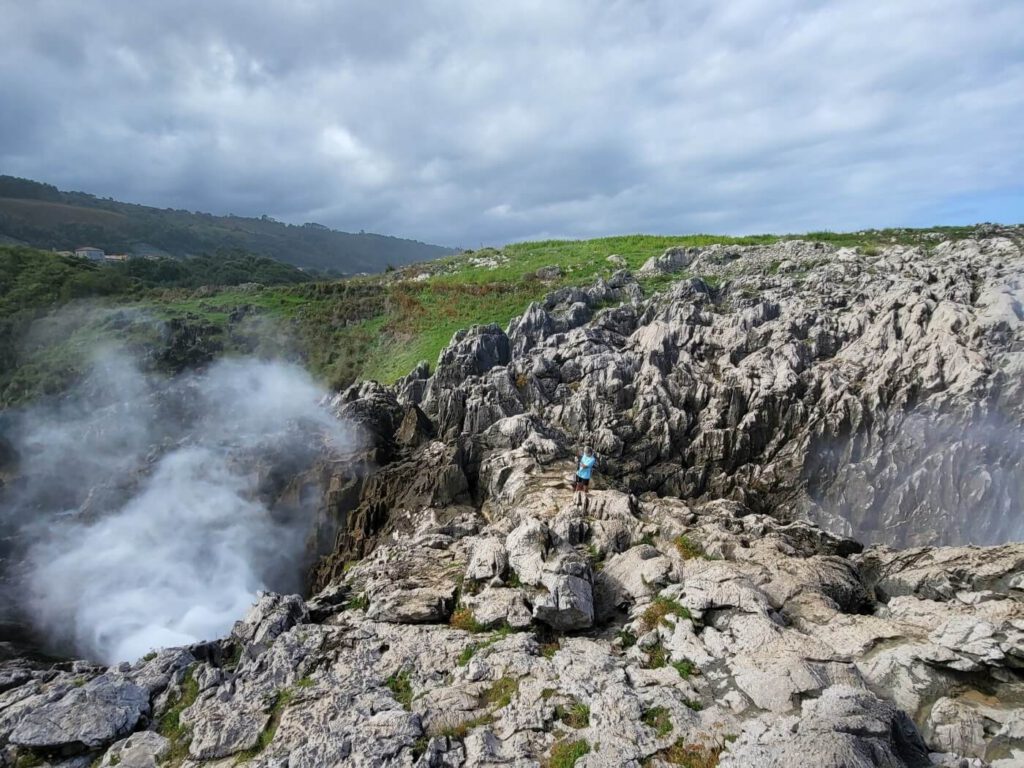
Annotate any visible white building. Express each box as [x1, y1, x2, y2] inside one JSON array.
[[75, 246, 105, 261]]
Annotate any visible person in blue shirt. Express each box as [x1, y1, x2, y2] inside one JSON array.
[[574, 446, 597, 507]]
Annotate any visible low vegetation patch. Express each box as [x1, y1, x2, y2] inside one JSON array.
[[13, 751, 44, 768], [483, 675, 520, 709], [645, 643, 669, 669], [616, 629, 637, 649], [540, 639, 561, 659], [672, 659, 696, 679], [643, 644, 696, 679], [555, 699, 591, 729], [431, 713, 494, 740], [385, 669, 413, 709], [457, 625, 515, 666], [450, 606, 485, 633], [544, 739, 591, 768], [641, 706, 673, 737], [426, 673, 521, 742], [156, 666, 200, 766], [674, 535, 706, 560], [650, 736, 730, 767], [344, 592, 369, 612], [640, 596, 692, 632], [234, 689, 294, 763]]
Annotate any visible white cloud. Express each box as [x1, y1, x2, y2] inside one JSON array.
[[1, 0, 1021, 246]]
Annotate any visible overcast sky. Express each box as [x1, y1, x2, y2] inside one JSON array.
[[2, 0, 1022, 247]]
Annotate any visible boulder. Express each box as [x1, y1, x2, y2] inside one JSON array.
[[231, 592, 308, 659], [463, 588, 533, 629], [594, 545, 675, 620], [9, 675, 149, 751], [465, 538, 509, 583], [922, 697, 987, 758], [720, 686, 932, 768], [638, 245, 697, 276], [97, 731, 170, 768]]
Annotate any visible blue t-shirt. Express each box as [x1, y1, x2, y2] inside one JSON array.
[[577, 454, 596, 480]]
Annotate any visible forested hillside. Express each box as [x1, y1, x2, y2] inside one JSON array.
[[0, 175, 454, 274], [0, 245, 311, 402]]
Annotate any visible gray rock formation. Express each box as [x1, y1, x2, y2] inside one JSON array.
[[414, 234, 1024, 549], [2, 488, 1019, 766], [3, 233, 1024, 767]]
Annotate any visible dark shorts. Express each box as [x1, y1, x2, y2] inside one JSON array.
[[575, 474, 590, 487]]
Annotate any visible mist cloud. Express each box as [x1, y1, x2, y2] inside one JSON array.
[[2, 352, 353, 664], [1, 1, 1022, 245]]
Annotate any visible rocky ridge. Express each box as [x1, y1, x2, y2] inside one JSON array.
[[2, 230, 1024, 767]]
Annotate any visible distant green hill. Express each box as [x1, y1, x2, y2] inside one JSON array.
[[0, 175, 454, 274]]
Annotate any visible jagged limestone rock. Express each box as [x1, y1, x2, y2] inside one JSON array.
[[5, 234, 1024, 767], [8, 674, 149, 751]]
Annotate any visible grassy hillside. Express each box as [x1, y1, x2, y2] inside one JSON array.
[[0, 175, 454, 274], [0, 226, 981, 408]]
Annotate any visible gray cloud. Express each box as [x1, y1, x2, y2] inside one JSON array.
[[1, 0, 1022, 246]]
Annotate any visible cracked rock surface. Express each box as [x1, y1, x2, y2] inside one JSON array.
[[3, 232, 1024, 767]]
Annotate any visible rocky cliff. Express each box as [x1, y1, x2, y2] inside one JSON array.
[[2, 231, 1023, 768]]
